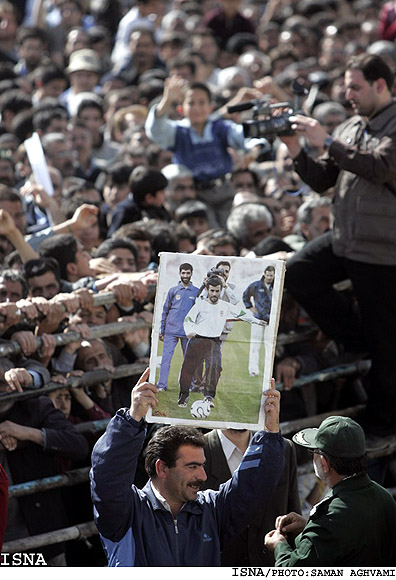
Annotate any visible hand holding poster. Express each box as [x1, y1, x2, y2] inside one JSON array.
[[146, 252, 285, 430]]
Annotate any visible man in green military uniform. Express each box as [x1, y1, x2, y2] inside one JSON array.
[[265, 416, 396, 566]]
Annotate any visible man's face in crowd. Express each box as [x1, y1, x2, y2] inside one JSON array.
[[77, 340, 113, 371], [264, 269, 275, 285], [0, 199, 25, 233], [344, 69, 383, 118], [44, 117, 69, 136], [79, 305, 107, 326], [207, 284, 221, 304], [104, 180, 130, 209], [179, 268, 192, 286], [129, 31, 156, 66], [160, 444, 207, 505], [71, 125, 93, 156], [133, 239, 152, 270], [49, 389, 72, 418], [247, 219, 272, 248], [74, 242, 93, 278], [78, 106, 104, 138], [231, 172, 257, 194], [49, 140, 74, 177], [19, 37, 46, 68], [0, 161, 15, 186], [107, 248, 137, 273], [28, 271, 60, 299], [0, 278, 24, 302], [69, 70, 99, 94], [169, 178, 196, 206], [74, 218, 101, 252], [183, 216, 209, 237], [303, 206, 331, 240], [41, 78, 68, 99], [212, 244, 236, 256]]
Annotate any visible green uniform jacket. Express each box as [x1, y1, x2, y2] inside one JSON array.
[[275, 474, 396, 566]]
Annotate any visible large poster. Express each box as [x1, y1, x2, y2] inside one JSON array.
[[146, 252, 285, 430]]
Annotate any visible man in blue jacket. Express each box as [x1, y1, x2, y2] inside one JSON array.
[[157, 262, 199, 391], [90, 369, 285, 566]]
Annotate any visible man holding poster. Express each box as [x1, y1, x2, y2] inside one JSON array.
[[90, 368, 285, 567]]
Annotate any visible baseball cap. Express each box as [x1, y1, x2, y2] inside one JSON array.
[[66, 49, 101, 75], [292, 416, 366, 457]]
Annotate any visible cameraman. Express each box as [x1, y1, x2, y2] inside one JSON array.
[[280, 53, 396, 446]]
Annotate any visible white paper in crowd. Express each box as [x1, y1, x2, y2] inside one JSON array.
[[24, 132, 54, 196]]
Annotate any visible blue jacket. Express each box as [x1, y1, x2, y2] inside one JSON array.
[[160, 281, 199, 337], [90, 409, 286, 566], [243, 277, 273, 323]]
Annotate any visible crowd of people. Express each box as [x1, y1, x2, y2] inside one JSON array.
[[0, 0, 395, 568]]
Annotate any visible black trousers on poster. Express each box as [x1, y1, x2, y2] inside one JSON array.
[[179, 336, 222, 399], [285, 231, 396, 437]]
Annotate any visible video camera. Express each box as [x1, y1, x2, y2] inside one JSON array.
[[227, 78, 309, 140], [196, 267, 225, 297]]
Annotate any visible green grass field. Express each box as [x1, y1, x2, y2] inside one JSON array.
[[153, 321, 265, 424]]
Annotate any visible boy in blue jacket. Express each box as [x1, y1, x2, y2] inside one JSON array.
[[145, 76, 259, 229]]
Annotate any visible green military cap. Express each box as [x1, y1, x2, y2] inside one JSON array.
[[292, 415, 366, 457]]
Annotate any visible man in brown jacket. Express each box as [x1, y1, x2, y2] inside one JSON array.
[[281, 53, 396, 446]]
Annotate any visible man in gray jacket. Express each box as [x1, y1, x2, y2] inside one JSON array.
[[281, 53, 396, 445]]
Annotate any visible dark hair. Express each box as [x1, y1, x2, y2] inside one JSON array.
[[32, 63, 68, 87], [0, 89, 32, 116], [38, 233, 78, 280], [16, 25, 47, 46], [129, 165, 168, 204], [205, 230, 239, 255], [11, 109, 34, 142], [22, 257, 61, 283], [0, 185, 21, 203], [145, 425, 205, 479], [93, 237, 138, 264], [105, 163, 133, 185], [3, 249, 23, 270], [174, 200, 209, 222], [112, 222, 153, 243], [346, 53, 394, 91], [0, 268, 28, 298], [33, 106, 69, 133], [179, 262, 193, 272], [76, 97, 104, 117], [231, 167, 259, 188], [320, 451, 368, 477], [265, 265, 275, 273], [216, 260, 231, 269], [205, 275, 223, 289], [186, 81, 212, 102]]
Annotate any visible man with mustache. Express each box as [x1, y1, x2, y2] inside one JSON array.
[[90, 368, 285, 566]]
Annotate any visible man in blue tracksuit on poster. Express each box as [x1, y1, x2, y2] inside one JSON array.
[[90, 368, 285, 566], [157, 262, 199, 391]]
